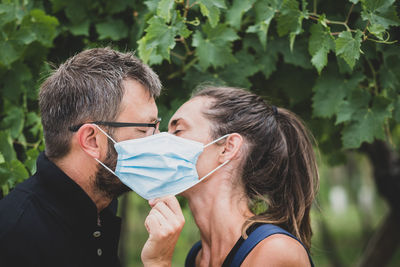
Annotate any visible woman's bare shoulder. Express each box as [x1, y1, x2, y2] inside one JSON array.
[[241, 234, 311, 267]]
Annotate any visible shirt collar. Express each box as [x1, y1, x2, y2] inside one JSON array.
[[34, 152, 119, 232]]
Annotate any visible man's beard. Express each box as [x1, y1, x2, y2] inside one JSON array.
[[94, 139, 130, 199]]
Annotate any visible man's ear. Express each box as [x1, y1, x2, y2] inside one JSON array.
[[219, 133, 243, 163], [75, 124, 105, 159]]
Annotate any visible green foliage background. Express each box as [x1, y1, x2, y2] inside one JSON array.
[[1, 0, 399, 266]]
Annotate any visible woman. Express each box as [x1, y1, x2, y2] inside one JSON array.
[[163, 86, 318, 266]]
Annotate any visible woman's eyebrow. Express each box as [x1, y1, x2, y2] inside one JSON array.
[[169, 118, 181, 128]]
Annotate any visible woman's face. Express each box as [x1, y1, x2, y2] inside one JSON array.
[[168, 97, 223, 179]]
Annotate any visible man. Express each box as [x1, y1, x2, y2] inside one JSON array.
[[0, 48, 184, 267]]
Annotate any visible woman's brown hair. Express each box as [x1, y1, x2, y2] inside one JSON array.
[[193, 86, 319, 250]]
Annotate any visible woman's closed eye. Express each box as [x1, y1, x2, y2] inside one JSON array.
[[172, 126, 186, 135]]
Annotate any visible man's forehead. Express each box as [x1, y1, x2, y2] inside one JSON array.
[[119, 82, 158, 122]]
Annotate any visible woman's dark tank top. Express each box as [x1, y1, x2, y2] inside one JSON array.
[[185, 223, 314, 267]]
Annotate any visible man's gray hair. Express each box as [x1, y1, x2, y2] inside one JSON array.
[[39, 47, 162, 159]]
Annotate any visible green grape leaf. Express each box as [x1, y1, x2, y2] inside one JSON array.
[[1, 106, 24, 139], [342, 96, 392, 148], [157, 0, 175, 23], [0, 153, 4, 164], [361, 0, 400, 40], [138, 14, 190, 64], [0, 3, 18, 27], [276, 0, 304, 50], [0, 40, 21, 67], [361, 0, 400, 39], [312, 73, 349, 118], [104, 0, 131, 14], [65, 0, 88, 22], [243, 35, 279, 79], [336, 89, 371, 124], [226, 0, 255, 29], [144, 0, 159, 12], [192, 23, 238, 70], [219, 50, 260, 88], [0, 165, 8, 187], [26, 112, 42, 136], [366, 8, 400, 28], [335, 30, 362, 69], [183, 64, 226, 90], [394, 96, 400, 123], [0, 131, 16, 162], [361, 0, 395, 12], [96, 19, 129, 40], [3, 62, 32, 103], [21, 9, 59, 47], [278, 38, 312, 69], [137, 37, 163, 65], [313, 71, 365, 119], [246, 0, 278, 49], [380, 46, 400, 90], [25, 148, 40, 175], [69, 19, 90, 36], [309, 23, 334, 73], [198, 0, 227, 28], [0, 160, 29, 188]]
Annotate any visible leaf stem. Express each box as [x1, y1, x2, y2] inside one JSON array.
[[182, 57, 198, 72], [325, 19, 351, 31], [189, 1, 198, 9], [362, 21, 370, 41], [183, 0, 190, 18], [313, 0, 317, 14], [170, 51, 185, 60], [167, 57, 198, 79], [181, 37, 193, 55], [345, 4, 354, 24], [385, 122, 394, 148], [365, 58, 378, 95], [13, 140, 38, 148]]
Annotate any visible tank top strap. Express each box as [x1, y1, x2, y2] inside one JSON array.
[[230, 223, 314, 267], [185, 240, 202, 267], [185, 224, 314, 267]]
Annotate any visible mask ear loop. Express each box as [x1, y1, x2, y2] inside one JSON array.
[[198, 159, 230, 183], [203, 134, 231, 148], [92, 124, 117, 176], [93, 124, 117, 144], [198, 133, 232, 182]]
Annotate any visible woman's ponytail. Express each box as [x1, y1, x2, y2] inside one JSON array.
[[243, 108, 318, 250]]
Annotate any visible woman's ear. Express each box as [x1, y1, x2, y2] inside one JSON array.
[[219, 133, 243, 163], [75, 124, 105, 159]]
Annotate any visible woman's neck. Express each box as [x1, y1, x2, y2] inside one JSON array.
[[185, 179, 253, 267]]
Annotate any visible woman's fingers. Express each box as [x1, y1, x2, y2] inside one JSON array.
[[160, 195, 184, 217], [142, 196, 185, 267], [153, 201, 184, 228]]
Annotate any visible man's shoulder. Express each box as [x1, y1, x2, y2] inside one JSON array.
[[0, 176, 48, 238]]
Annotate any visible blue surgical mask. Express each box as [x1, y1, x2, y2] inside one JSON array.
[[94, 125, 230, 200]]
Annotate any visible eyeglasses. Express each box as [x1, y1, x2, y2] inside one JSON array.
[[69, 118, 162, 135]]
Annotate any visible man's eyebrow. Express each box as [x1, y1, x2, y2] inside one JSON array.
[[148, 116, 159, 122]]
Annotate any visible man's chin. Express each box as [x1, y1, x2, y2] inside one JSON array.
[[94, 173, 131, 199]]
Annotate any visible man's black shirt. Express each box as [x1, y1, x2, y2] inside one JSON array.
[[0, 152, 122, 267]]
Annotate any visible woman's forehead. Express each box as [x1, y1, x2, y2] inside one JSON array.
[[169, 97, 212, 126]]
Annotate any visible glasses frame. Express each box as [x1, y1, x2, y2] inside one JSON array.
[[69, 118, 162, 135]]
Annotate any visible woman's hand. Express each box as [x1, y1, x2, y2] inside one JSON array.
[[141, 196, 185, 267]]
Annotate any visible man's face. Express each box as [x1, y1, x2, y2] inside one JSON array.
[[95, 79, 159, 198]]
